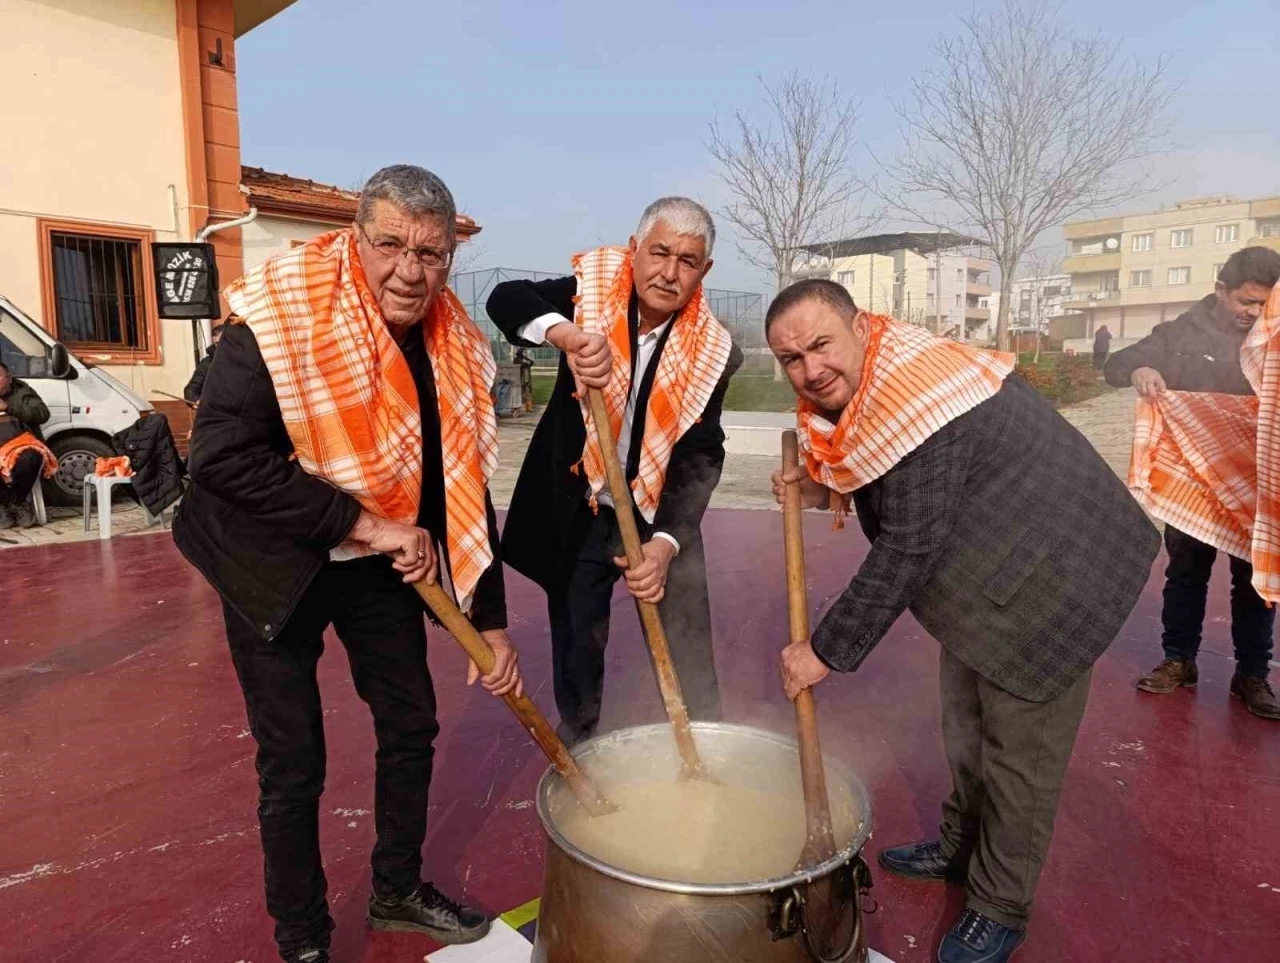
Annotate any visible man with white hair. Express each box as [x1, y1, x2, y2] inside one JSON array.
[[488, 197, 743, 746], [175, 165, 520, 963]]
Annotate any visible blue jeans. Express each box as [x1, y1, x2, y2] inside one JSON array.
[[1160, 525, 1274, 678]]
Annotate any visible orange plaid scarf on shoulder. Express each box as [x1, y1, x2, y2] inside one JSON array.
[[0, 432, 56, 483], [572, 246, 734, 521], [1129, 282, 1280, 603], [225, 228, 499, 610], [1128, 391, 1257, 560], [797, 315, 1015, 497]]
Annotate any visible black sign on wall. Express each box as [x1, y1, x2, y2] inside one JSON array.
[[152, 243, 220, 319]]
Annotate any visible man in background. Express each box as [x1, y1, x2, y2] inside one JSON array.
[[1106, 246, 1280, 719], [183, 320, 228, 404], [1092, 323, 1112, 369], [0, 362, 52, 528]]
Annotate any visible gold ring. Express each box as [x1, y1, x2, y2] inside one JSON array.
[[417, 550, 427, 560]]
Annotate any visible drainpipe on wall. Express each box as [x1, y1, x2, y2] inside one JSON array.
[[191, 208, 258, 365]]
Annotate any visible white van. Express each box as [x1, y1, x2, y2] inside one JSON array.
[[0, 294, 151, 505]]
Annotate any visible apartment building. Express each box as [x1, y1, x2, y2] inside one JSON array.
[[1062, 196, 1280, 350], [793, 232, 995, 342]]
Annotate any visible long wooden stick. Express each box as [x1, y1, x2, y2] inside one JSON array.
[[586, 387, 703, 777], [413, 579, 613, 816], [781, 430, 836, 864]]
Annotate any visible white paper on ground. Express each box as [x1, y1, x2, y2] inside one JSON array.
[[425, 920, 532, 963]]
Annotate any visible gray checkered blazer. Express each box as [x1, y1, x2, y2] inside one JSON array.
[[810, 375, 1159, 702]]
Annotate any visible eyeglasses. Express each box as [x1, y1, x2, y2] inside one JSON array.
[[357, 224, 453, 270]]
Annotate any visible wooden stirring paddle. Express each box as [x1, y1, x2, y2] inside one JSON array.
[[585, 387, 705, 779], [781, 430, 837, 865], [414, 580, 614, 817]]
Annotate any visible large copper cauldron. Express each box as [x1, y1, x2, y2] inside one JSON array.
[[533, 722, 874, 963]]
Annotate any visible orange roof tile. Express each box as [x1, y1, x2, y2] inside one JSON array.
[[241, 166, 481, 237]]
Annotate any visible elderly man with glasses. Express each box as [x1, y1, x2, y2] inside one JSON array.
[[175, 166, 519, 963]]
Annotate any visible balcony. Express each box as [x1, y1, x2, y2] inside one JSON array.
[[1248, 235, 1280, 254], [966, 278, 992, 297], [1063, 251, 1122, 274], [788, 263, 832, 282], [1064, 216, 1125, 241], [1064, 289, 1121, 311], [964, 306, 991, 322]]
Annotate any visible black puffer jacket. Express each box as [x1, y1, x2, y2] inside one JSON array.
[[112, 414, 185, 515]]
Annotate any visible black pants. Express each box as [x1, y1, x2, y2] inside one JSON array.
[[1092, 350, 1108, 370], [223, 556, 439, 954], [0, 449, 42, 505], [1161, 525, 1274, 678], [547, 505, 720, 745]]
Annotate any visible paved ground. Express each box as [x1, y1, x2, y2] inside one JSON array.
[[4, 510, 1276, 963], [1058, 387, 1139, 479]]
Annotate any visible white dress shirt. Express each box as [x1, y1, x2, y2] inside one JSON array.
[[517, 312, 680, 554]]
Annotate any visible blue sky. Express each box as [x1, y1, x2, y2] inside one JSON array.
[[237, 0, 1280, 292]]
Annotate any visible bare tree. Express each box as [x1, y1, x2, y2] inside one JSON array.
[[886, 0, 1174, 351], [448, 240, 488, 284], [708, 72, 865, 294]]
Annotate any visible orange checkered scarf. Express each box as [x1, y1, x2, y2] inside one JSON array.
[[0, 432, 56, 483], [225, 228, 499, 611], [572, 246, 733, 521], [1129, 283, 1280, 603], [797, 314, 1015, 496]]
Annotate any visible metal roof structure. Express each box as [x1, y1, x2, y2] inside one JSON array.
[[799, 231, 984, 259]]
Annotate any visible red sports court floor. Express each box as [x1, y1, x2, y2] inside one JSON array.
[[2, 509, 1277, 962]]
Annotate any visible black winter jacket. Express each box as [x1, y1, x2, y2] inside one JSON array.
[[112, 414, 185, 516], [173, 323, 507, 641], [183, 345, 217, 403], [1104, 294, 1253, 395]]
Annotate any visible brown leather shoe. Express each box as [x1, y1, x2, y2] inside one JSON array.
[[1231, 675, 1280, 720], [1136, 659, 1198, 694]]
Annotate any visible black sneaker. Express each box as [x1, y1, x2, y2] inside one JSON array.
[[879, 839, 966, 883], [937, 910, 1026, 963], [280, 948, 329, 963], [368, 881, 491, 945]]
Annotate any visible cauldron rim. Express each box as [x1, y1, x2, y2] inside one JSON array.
[[535, 721, 874, 897]]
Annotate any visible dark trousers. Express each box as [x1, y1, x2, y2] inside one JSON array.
[[223, 556, 439, 954], [0, 449, 42, 505], [938, 650, 1091, 930], [1161, 525, 1274, 678], [1092, 350, 1108, 370], [547, 505, 720, 745]]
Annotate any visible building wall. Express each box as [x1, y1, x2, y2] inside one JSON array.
[[1064, 196, 1279, 344], [0, 0, 247, 399], [242, 214, 338, 271]]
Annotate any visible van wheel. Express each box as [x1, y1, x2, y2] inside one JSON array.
[[45, 435, 116, 506]]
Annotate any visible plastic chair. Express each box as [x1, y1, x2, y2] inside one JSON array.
[[83, 474, 135, 540], [82, 475, 171, 540]]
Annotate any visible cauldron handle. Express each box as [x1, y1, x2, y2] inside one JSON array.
[[794, 855, 873, 963]]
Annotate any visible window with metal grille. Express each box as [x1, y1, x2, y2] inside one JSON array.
[[49, 232, 147, 350]]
